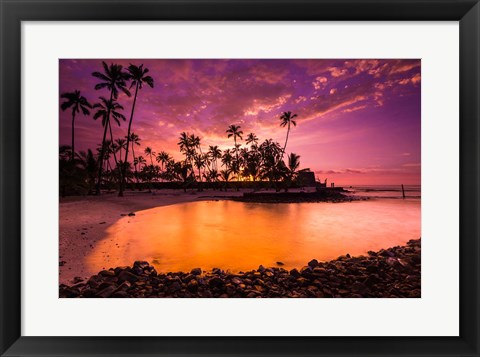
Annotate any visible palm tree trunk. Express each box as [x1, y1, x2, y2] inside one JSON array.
[[282, 122, 290, 162], [71, 112, 76, 162], [95, 91, 114, 195], [120, 83, 139, 197], [108, 121, 120, 169], [95, 120, 110, 195], [132, 144, 139, 185], [234, 137, 239, 187]]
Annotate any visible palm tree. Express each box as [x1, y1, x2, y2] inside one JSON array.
[[193, 153, 209, 191], [226, 125, 243, 182], [178, 132, 200, 171], [173, 161, 194, 192], [156, 151, 170, 169], [93, 97, 126, 129], [60, 90, 92, 161], [92, 61, 131, 99], [178, 132, 190, 153], [144, 147, 155, 166], [92, 97, 126, 183], [127, 132, 141, 185], [205, 169, 220, 189], [115, 138, 127, 162], [92, 61, 131, 195], [77, 149, 98, 194], [220, 169, 232, 191], [208, 145, 222, 171], [178, 132, 194, 166], [243, 150, 261, 184], [102, 141, 114, 174], [283, 152, 301, 191], [136, 155, 147, 170], [120, 64, 154, 196], [226, 124, 243, 155], [246, 133, 259, 147], [163, 158, 177, 182], [259, 139, 283, 189], [221, 149, 233, 170], [279, 111, 298, 161]]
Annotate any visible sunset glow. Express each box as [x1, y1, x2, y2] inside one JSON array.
[[59, 59, 421, 185], [87, 200, 421, 275]]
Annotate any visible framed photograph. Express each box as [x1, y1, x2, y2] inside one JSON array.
[[1, 0, 479, 356]]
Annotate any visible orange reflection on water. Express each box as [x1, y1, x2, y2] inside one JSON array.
[[87, 199, 420, 273]]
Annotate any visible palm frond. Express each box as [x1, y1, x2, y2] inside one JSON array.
[[91, 72, 110, 82]]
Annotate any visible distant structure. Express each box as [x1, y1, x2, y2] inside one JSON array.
[[297, 170, 316, 187]]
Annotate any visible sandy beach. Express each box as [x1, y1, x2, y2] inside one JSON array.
[[59, 189, 250, 285]]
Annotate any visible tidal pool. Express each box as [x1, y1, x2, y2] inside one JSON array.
[[87, 199, 421, 273]]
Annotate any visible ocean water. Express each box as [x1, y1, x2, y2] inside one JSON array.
[[87, 190, 421, 274], [345, 185, 421, 199]]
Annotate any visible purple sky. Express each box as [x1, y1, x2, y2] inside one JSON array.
[[59, 59, 421, 185]]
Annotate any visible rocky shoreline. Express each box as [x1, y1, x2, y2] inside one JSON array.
[[60, 239, 420, 298]]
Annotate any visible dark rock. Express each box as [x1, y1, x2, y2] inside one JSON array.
[[183, 274, 196, 283], [128, 212, 136, 216], [169, 281, 183, 293], [191, 268, 202, 276], [187, 279, 199, 292], [312, 267, 326, 275], [86, 275, 102, 289], [289, 268, 301, 278], [82, 289, 97, 298], [199, 290, 213, 298], [364, 274, 380, 287], [209, 277, 224, 288], [132, 267, 144, 276], [212, 268, 223, 275], [300, 266, 313, 278], [72, 276, 84, 284], [276, 261, 285, 266], [96, 285, 116, 298], [380, 249, 395, 257], [308, 259, 319, 268], [59, 286, 80, 298], [134, 261, 149, 269], [351, 282, 367, 294], [99, 270, 115, 277], [116, 281, 132, 291], [118, 270, 139, 283], [97, 282, 115, 291], [112, 291, 128, 298], [71, 282, 86, 289], [231, 277, 243, 285], [114, 266, 130, 276]]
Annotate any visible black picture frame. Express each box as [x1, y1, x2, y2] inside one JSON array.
[[1, 0, 479, 356]]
